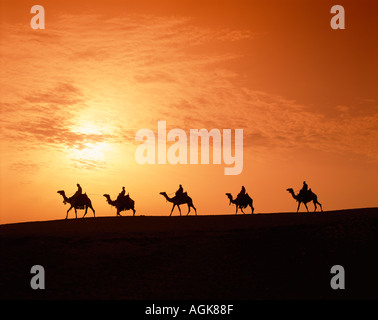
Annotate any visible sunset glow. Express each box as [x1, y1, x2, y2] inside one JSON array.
[[0, 0, 377, 224]]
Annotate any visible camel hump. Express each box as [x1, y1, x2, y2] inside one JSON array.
[[175, 192, 189, 202], [74, 193, 89, 203]]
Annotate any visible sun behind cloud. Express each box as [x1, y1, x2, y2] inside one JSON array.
[[65, 121, 115, 169]]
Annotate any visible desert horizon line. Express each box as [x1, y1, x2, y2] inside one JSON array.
[[2, 207, 378, 227]]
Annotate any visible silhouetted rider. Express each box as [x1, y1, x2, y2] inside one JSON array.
[[69, 183, 83, 204], [299, 181, 308, 197], [74, 183, 82, 197], [236, 186, 246, 202], [117, 186, 126, 201], [175, 184, 184, 198]]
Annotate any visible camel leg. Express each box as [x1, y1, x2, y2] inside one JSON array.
[[304, 203, 309, 212], [250, 204, 254, 214], [192, 205, 197, 216], [297, 202, 301, 213], [187, 204, 191, 216], [178, 205, 182, 216], [83, 207, 88, 218], [132, 208, 136, 216], [74, 208, 77, 219], [316, 201, 323, 212], [235, 206, 238, 215], [241, 207, 246, 214], [66, 206, 73, 219], [85, 205, 95, 217], [170, 204, 176, 216]]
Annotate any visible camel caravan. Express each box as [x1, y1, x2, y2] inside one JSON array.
[[57, 181, 323, 219]]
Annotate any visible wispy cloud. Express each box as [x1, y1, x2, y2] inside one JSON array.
[[24, 83, 84, 106], [1, 12, 377, 173], [71, 158, 106, 170], [9, 161, 41, 174]]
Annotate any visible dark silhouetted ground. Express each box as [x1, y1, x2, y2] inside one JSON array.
[[1, 208, 378, 299]]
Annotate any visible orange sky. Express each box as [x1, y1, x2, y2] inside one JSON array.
[[1, 0, 377, 223]]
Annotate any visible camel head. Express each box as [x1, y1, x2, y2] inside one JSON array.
[[57, 190, 67, 204], [286, 188, 298, 199], [159, 192, 169, 199], [225, 193, 232, 205], [159, 192, 171, 202], [103, 194, 114, 205]]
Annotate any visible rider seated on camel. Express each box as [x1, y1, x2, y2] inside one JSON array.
[[236, 186, 246, 202], [299, 181, 309, 197], [175, 184, 184, 198], [70, 183, 83, 203], [117, 186, 126, 201]]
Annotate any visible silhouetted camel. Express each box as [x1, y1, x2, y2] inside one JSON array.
[[103, 193, 136, 216], [160, 192, 197, 216], [225, 192, 254, 214], [286, 188, 323, 212], [57, 190, 95, 219]]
